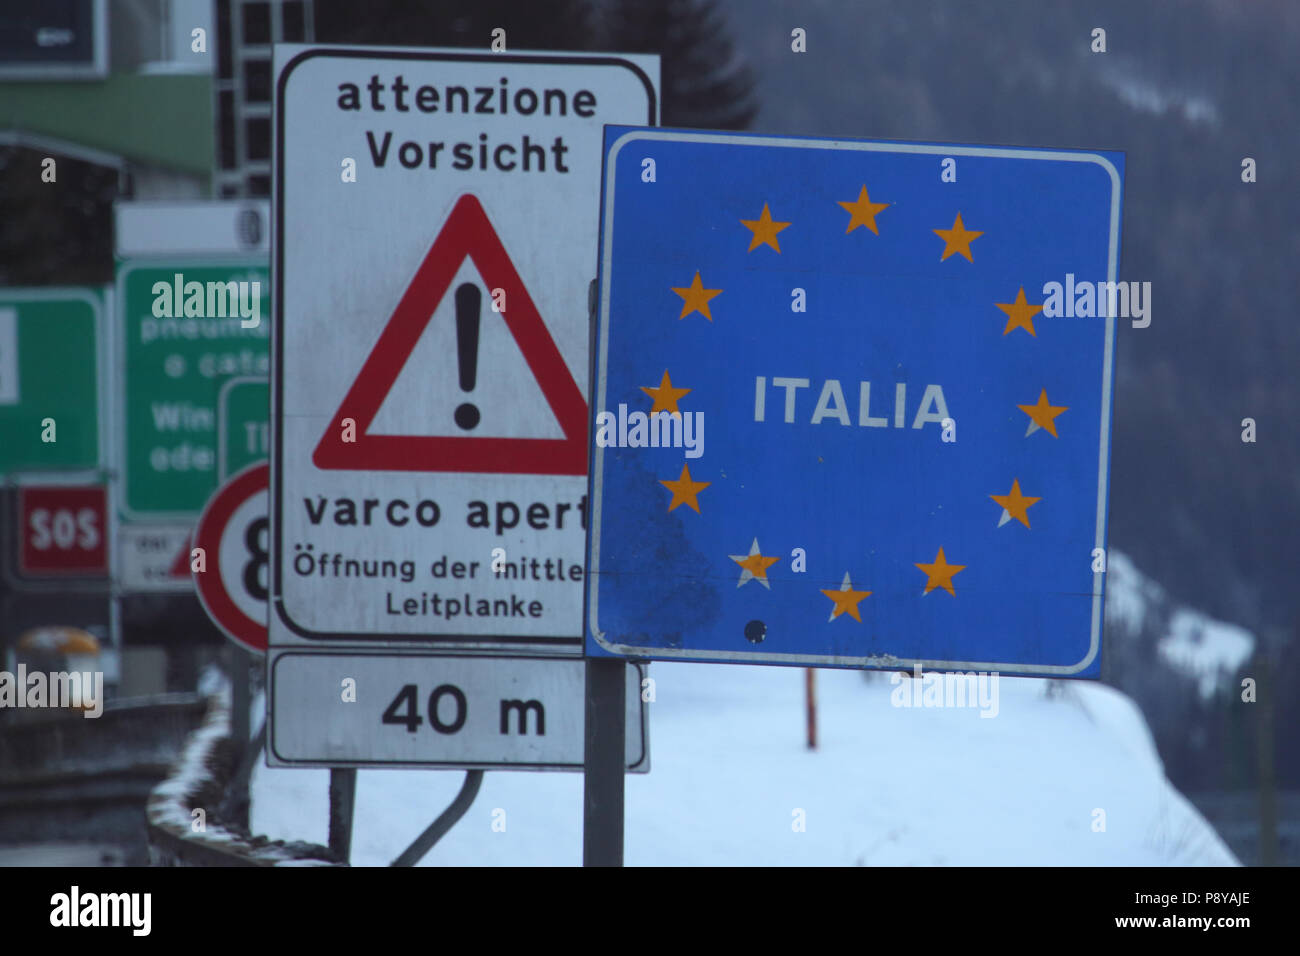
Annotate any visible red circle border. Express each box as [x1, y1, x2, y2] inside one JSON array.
[[193, 462, 270, 653]]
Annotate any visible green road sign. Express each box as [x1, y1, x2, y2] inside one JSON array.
[[0, 288, 104, 475], [218, 376, 269, 480], [117, 261, 269, 519]]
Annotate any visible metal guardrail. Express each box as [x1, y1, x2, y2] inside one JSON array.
[[0, 693, 209, 858], [144, 685, 341, 867], [0, 693, 207, 782], [1, 686, 339, 865]]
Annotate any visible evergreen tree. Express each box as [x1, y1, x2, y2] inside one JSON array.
[[315, 0, 757, 131], [315, 0, 594, 50], [593, 0, 756, 129]]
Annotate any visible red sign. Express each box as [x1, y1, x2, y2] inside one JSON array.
[[312, 193, 588, 475], [168, 533, 193, 578], [193, 462, 268, 653], [18, 485, 108, 577]]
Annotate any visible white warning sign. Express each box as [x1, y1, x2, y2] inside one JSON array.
[[272, 47, 658, 650], [119, 524, 193, 593]]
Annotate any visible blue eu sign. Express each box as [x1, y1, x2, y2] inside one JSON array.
[[586, 127, 1124, 677]]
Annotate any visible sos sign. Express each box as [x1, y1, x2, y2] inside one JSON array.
[[18, 485, 108, 578]]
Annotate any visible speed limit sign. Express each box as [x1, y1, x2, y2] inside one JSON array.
[[193, 462, 269, 653]]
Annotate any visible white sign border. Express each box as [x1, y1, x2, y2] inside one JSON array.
[[267, 650, 650, 771], [270, 47, 659, 651]]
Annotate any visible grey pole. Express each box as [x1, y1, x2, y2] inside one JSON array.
[[583, 658, 626, 866], [229, 645, 251, 826], [328, 768, 357, 863], [391, 770, 484, 867], [583, 277, 627, 865]]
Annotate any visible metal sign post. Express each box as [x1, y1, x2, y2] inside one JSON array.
[[582, 657, 626, 866]]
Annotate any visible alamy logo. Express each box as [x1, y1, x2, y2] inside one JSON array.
[[889, 664, 999, 718], [1041, 273, 1151, 328], [151, 272, 261, 328], [0, 666, 103, 718], [594, 405, 704, 459], [50, 886, 151, 936]]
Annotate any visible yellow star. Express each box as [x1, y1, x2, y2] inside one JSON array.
[[740, 202, 792, 253], [837, 185, 890, 235], [996, 287, 1043, 337], [640, 370, 692, 416], [990, 478, 1041, 529], [659, 464, 710, 514], [915, 546, 966, 596], [933, 212, 983, 262], [821, 571, 872, 622], [1017, 388, 1068, 438], [729, 537, 780, 589], [671, 271, 722, 321]]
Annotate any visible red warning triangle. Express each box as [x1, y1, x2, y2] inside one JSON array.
[[313, 194, 587, 474], [169, 534, 191, 577]]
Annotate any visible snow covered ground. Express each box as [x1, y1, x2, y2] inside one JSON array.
[[251, 661, 1238, 866]]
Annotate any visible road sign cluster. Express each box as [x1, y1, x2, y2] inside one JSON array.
[[5, 42, 1125, 805], [1, 205, 272, 653]]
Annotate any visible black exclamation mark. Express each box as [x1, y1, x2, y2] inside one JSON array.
[[454, 283, 481, 430]]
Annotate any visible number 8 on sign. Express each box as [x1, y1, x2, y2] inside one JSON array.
[[193, 461, 270, 653]]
